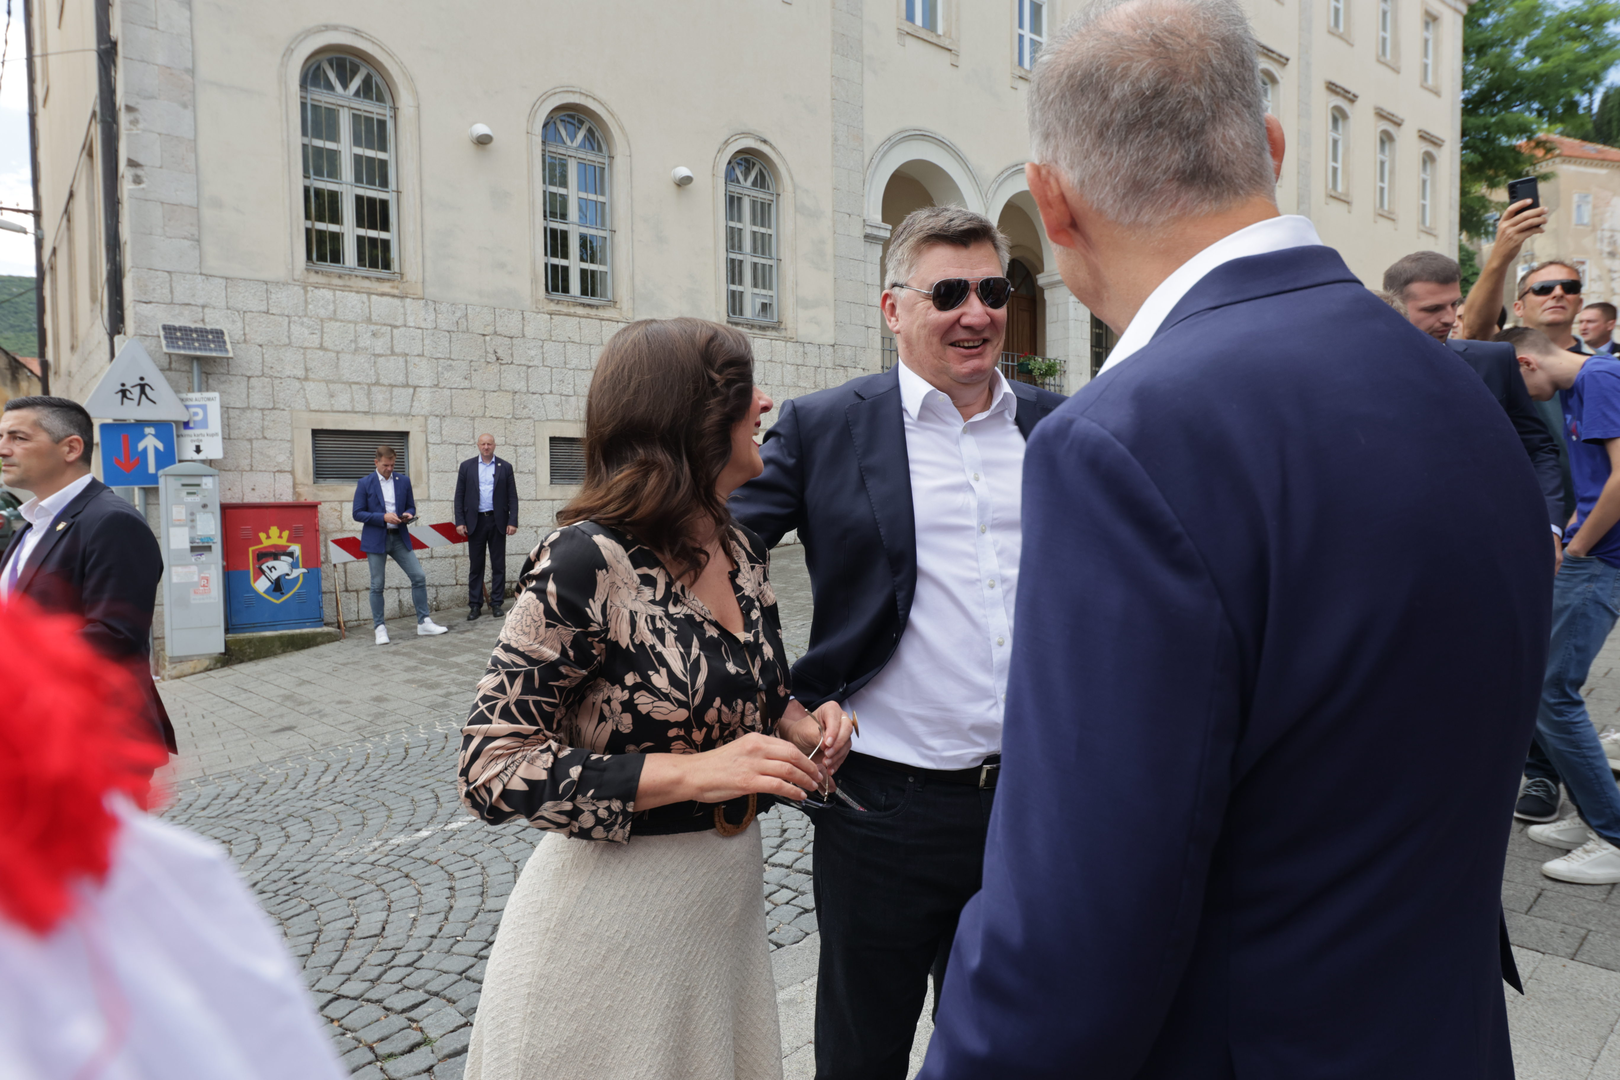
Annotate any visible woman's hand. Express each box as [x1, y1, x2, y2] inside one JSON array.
[[778, 700, 855, 775], [636, 733, 823, 809]]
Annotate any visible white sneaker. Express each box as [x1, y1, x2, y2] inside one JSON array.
[[374, 625, 390, 646], [1542, 836, 1620, 885], [1600, 726, 1620, 772], [417, 618, 448, 636], [1528, 815, 1592, 851]]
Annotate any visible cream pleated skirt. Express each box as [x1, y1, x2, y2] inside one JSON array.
[[465, 820, 782, 1080]]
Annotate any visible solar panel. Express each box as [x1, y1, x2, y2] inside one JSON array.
[[159, 324, 233, 358]]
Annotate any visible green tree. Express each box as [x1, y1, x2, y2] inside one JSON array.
[[1595, 86, 1620, 146], [1461, 0, 1620, 237]]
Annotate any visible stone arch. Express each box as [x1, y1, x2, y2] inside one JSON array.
[[865, 129, 985, 223]]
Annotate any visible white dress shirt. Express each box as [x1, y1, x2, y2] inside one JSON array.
[[477, 457, 496, 513], [1, 472, 95, 600], [377, 471, 398, 530], [1099, 214, 1325, 375], [844, 361, 1025, 771]]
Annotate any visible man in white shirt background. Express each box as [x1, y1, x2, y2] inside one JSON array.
[[453, 433, 519, 621], [351, 444, 447, 645], [731, 205, 1065, 1079]]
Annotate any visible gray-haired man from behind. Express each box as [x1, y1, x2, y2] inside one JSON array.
[[730, 204, 1065, 1078]]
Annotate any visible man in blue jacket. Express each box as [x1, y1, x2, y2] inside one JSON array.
[[919, 1, 1550, 1077], [352, 444, 447, 645]]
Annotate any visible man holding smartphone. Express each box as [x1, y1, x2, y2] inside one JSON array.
[[352, 444, 448, 645], [1460, 181, 1589, 354]]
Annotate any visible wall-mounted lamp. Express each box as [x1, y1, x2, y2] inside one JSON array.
[[469, 124, 495, 146], [671, 166, 695, 187]]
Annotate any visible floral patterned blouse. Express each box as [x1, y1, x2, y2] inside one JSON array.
[[457, 521, 792, 843]]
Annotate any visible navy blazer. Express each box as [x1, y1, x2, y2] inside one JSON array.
[[452, 455, 520, 530], [921, 247, 1551, 1079], [1445, 337, 1563, 528], [1, 477, 176, 752], [352, 471, 418, 554], [729, 366, 1065, 709]]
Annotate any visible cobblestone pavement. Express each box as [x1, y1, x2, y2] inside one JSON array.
[[157, 540, 1620, 1078]]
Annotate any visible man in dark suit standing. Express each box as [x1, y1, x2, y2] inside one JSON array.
[[453, 433, 519, 620], [732, 205, 1064, 1079], [921, 2, 1549, 1077], [0, 396, 176, 752]]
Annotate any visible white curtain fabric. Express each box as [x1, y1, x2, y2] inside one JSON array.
[[0, 798, 345, 1080]]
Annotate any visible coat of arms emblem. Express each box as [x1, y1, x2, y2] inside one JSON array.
[[249, 526, 309, 603]]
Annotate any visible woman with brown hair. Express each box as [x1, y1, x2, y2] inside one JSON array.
[[458, 317, 852, 1080]]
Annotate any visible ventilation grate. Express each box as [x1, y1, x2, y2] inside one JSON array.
[[549, 436, 586, 486], [312, 430, 410, 484]]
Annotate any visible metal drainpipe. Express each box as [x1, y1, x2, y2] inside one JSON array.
[[95, 0, 123, 360], [25, 0, 46, 392]]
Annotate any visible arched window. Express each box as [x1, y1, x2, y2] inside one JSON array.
[[542, 112, 611, 301], [1420, 153, 1434, 229], [1328, 108, 1346, 193], [725, 155, 777, 323], [1329, 0, 1344, 34], [1376, 131, 1394, 212], [1260, 70, 1279, 115], [301, 55, 397, 273], [1378, 0, 1393, 59]]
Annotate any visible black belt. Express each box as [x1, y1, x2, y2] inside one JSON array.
[[848, 750, 1001, 790], [478, 510, 494, 516], [632, 793, 775, 836]]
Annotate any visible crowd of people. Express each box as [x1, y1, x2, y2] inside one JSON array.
[[5, 0, 1618, 1076]]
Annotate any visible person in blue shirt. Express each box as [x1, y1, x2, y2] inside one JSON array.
[[1503, 326, 1620, 883]]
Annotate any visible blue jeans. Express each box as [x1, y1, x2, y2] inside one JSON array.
[[368, 530, 429, 627], [1536, 553, 1620, 845]]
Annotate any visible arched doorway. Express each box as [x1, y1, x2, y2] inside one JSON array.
[[1005, 258, 1039, 358]]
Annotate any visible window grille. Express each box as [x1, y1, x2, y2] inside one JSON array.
[[1376, 133, 1394, 211], [549, 436, 586, 486], [1576, 193, 1594, 228], [1420, 154, 1434, 228], [726, 156, 778, 324], [1329, 0, 1344, 33], [1017, 0, 1045, 69], [301, 55, 397, 274], [312, 430, 409, 484], [1422, 16, 1436, 83], [1378, 0, 1392, 59], [906, 0, 942, 33], [542, 112, 611, 301], [1328, 110, 1346, 193]]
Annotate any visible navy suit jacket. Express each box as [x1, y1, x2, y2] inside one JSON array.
[[452, 455, 519, 530], [1445, 337, 1563, 528], [352, 471, 418, 554], [730, 366, 1065, 709], [1, 477, 176, 752], [921, 247, 1551, 1079]]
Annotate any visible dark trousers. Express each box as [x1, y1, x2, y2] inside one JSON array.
[[467, 513, 507, 608], [811, 752, 995, 1080]]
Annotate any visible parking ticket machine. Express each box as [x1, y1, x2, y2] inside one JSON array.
[[157, 462, 225, 657]]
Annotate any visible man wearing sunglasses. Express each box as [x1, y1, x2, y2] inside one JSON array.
[[1457, 194, 1589, 356], [921, 1, 1549, 1077], [730, 204, 1065, 1079]]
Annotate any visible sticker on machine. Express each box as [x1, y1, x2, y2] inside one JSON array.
[[192, 571, 217, 602], [171, 565, 198, 583]]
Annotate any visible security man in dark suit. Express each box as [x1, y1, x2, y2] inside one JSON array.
[[453, 433, 519, 620], [0, 396, 175, 752]]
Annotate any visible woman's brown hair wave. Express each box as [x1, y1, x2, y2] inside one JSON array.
[[559, 317, 756, 581]]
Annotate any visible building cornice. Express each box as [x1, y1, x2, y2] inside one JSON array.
[[1417, 128, 1445, 147], [1374, 107, 1405, 127], [1325, 80, 1359, 104], [1258, 43, 1290, 66]]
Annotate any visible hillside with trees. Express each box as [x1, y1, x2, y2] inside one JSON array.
[[0, 275, 37, 358]]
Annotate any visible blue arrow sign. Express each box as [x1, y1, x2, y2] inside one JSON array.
[[100, 422, 177, 486]]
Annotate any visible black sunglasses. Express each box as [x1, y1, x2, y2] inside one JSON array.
[[1523, 278, 1583, 298], [891, 276, 1014, 311]]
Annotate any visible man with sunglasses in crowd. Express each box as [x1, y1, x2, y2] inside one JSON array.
[[1459, 197, 1589, 356], [730, 204, 1065, 1079]]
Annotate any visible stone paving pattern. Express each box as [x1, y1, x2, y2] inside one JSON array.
[[157, 541, 1620, 1078]]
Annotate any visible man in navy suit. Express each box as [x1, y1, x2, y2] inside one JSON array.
[[452, 434, 519, 621], [920, 2, 1550, 1077], [0, 396, 175, 752], [732, 205, 1064, 1078], [352, 444, 447, 645]]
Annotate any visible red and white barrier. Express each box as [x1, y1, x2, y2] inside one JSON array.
[[328, 521, 469, 564]]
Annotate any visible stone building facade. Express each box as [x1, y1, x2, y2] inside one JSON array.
[[29, 0, 1470, 632]]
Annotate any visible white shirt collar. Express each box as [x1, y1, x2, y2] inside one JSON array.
[[896, 358, 1017, 423], [376, 470, 394, 484], [1099, 215, 1324, 376], [19, 472, 95, 528]]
